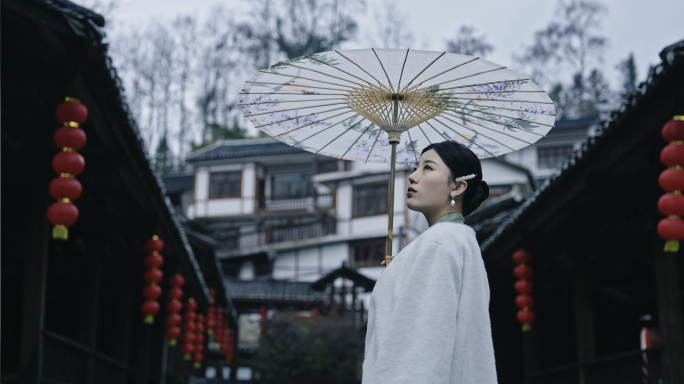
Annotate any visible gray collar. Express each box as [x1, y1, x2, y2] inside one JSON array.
[[432, 213, 465, 226]]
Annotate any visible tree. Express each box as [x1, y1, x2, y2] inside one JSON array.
[[616, 52, 638, 103], [192, 118, 252, 150], [513, 24, 562, 88], [370, 0, 414, 49], [154, 133, 175, 174], [254, 314, 364, 384], [445, 26, 493, 57]]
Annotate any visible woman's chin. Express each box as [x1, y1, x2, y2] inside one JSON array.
[[406, 201, 421, 212]]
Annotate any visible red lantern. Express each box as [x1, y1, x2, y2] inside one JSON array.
[[183, 333, 197, 344], [166, 327, 181, 346], [195, 343, 204, 353], [183, 311, 197, 322], [141, 300, 160, 324], [145, 253, 164, 268], [145, 236, 164, 253], [657, 218, 684, 240], [660, 144, 684, 167], [55, 98, 88, 125], [196, 333, 205, 344], [514, 279, 534, 294], [185, 298, 197, 311], [54, 126, 87, 150], [514, 265, 533, 279], [143, 284, 162, 300], [168, 288, 183, 300], [49, 177, 82, 201], [662, 117, 684, 142], [182, 343, 195, 360], [167, 300, 183, 313], [517, 309, 536, 328], [515, 294, 535, 309], [658, 193, 684, 216], [166, 313, 182, 326], [512, 250, 531, 264], [144, 268, 163, 283], [169, 274, 185, 287], [52, 151, 85, 176], [47, 202, 79, 240], [659, 169, 684, 191], [192, 352, 203, 369], [183, 321, 197, 333]]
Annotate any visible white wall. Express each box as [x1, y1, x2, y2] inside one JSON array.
[[187, 163, 256, 218]]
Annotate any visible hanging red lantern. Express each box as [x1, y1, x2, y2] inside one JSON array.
[[143, 284, 162, 300], [183, 321, 197, 333], [517, 309, 536, 330], [168, 287, 183, 300], [166, 313, 182, 326], [146, 236, 165, 253], [49, 177, 82, 201], [659, 117, 684, 252], [183, 333, 197, 344], [144, 268, 163, 283], [658, 193, 684, 216], [661, 117, 684, 142], [54, 126, 87, 150], [165, 273, 183, 346], [192, 352, 203, 369], [167, 300, 183, 313], [166, 327, 181, 345], [182, 343, 195, 360], [145, 253, 164, 268], [512, 249, 531, 264], [141, 300, 160, 324], [514, 279, 534, 294], [52, 151, 85, 176], [183, 311, 197, 322], [196, 333, 205, 344], [659, 169, 684, 191], [661, 144, 684, 167], [195, 343, 204, 353], [55, 98, 88, 125], [169, 274, 185, 288], [47, 202, 79, 240], [515, 294, 535, 309], [657, 218, 684, 240], [514, 265, 533, 279], [185, 298, 197, 312]]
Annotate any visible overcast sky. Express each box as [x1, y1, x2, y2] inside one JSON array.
[[95, 0, 684, 89]]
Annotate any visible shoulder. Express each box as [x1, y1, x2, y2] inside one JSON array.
[[425, 222, 476, 244]]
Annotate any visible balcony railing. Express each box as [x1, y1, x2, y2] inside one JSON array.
[[215, 218, 336, 253], [256, 194, 333, 212]]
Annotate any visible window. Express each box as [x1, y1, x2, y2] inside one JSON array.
[[209, 171, 241, 198], [537, 145, 573, 169], [351, 238, 386, 267], [353, 182, 388, 217], [271, 173, 312, 199]]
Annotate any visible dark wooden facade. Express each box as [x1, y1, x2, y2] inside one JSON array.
[[481, 40, 684, 384], [1, 1, 235, 383]]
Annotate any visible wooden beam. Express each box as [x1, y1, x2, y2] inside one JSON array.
[[574, 266, 596, 384], [653, 237, 684, 384]]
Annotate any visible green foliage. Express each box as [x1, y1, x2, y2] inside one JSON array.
[[193, 118, 251, 150], [254, 314, 364, 384], [616, 52, 638, 103], [154, 133, 175, 174]]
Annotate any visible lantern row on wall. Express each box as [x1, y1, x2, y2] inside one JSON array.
[[165, 274, 185, 345], [182, 298, 198, 360], [513, 250, 536, 332], [657, 116, 684, 252], [142, 236, 164, 323], [47, 98, 88, 240], [207, 289, 216, 335], [194, 313, 206, 369]]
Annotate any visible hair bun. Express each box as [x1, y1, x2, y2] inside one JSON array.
[[463, 180, 489, 217]]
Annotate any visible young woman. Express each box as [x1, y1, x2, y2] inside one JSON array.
[[362, 141, 497, 384]]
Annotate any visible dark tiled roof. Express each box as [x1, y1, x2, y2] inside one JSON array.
[[225, 279, 327, 302], [188, 139, 305, 162], [481, 39, 684, 252], [310, 264, 376, 291], [162, 173, 194, 192]]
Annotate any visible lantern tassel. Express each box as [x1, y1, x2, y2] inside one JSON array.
[[522, 323, 532, 332], [207, 329, 213, 335], [52, 225, 68, 240], [665, 240, 680, 252], [169, 339, 177, 347], [184, 354, 191, 361], [194, 362, 201, 369], [144, 315, 154, 324]]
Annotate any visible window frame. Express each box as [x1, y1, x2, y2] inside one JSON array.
[[208, 170, 242, 199], [537, 145, 574, 169], [351, 181, 389, 218], [349, 237, 387, 267]]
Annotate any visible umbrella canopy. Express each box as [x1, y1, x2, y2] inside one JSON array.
[[239, 48, 556, 164]]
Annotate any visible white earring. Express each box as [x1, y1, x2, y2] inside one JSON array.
[[450, 191, 456, 207]]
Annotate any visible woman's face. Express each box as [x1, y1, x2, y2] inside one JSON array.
[[407, 149, 461, 214]]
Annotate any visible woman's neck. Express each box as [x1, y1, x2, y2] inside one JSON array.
[[425, 206, 462, 227]]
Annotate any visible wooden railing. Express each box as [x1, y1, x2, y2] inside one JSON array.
[[255, 194, 333, 212], [215, 218, 336, 252]]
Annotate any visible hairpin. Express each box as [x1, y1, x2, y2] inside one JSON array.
[[455, 174, 476, 182]]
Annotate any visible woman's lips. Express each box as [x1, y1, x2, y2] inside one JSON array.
[[407, 187, 416, 196]]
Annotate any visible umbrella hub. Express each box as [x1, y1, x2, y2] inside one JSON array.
[[346, 86, 449, 132]]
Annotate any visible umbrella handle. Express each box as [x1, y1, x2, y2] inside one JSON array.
[[386, 131, 401, 266]]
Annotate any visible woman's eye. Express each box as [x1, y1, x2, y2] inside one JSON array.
[[412, 168, 417, 172], [424, 165, 432, 170]]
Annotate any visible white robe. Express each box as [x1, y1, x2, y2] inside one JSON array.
[[362, 221, 498, 384]]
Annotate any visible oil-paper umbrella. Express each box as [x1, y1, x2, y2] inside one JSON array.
[[239, 48, 556, 265]]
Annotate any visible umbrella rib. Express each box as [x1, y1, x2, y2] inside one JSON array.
[[437, 115, 525, 148], [417, 67, 507, 92], [245, 81, 350, 92], [397, 49, 410, 91], [244, 102, 349, 117], [259, 70, 356, 89], [398, 51, 447, 94], [277, 61, 374, 90], [314, 119, 365, 154], [334, 50, 392, 92], [361, 85, 392, 127], [443, 96, 555, 104], [305, 54, 388, 92], [238, 98, 345, 106], [427, 120, 497, 158], [348, 90, 390, 127], [340, 121, 374, 159], [406, 128, 419, 163], [446, 106, 554, 130], [446, 90, 546, 95], [297, 116, 365, 144], [443, 112, 538, 143], [239, 92, 348, 96], [447, 100, 557, 116], [372, 48, 396, 93], [273, 110, 355, 138], [438, 78, 530, 91], [416, 124, 433, 144], [404, 56, 480, 92], [365, 128, 384, 163], [254, 106, 349, 128]]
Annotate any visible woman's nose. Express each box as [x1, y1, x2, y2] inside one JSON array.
[[408, 171, 417, 184]]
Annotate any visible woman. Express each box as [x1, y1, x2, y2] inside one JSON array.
[[362, 141, 497, 384]]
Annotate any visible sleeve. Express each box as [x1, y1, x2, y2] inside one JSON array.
[[370, 241, 462, 384]]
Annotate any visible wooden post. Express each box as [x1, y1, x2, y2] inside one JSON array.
[[574, 267, 596, 384], [18, 158, 51, 384], [653, 238, 684, 384], [522, 328, 539, 384]]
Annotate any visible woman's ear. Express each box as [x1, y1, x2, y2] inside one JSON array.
[[451, 180, 468, 197]]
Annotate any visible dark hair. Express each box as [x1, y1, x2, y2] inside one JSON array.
[[421, 141, 489, 217]]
